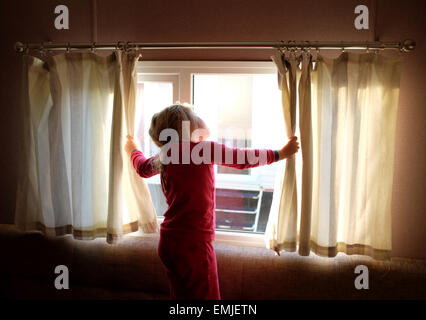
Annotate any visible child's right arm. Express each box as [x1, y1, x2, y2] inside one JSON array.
[[131, 151, 160, 178], [125, 135, 160, 178]]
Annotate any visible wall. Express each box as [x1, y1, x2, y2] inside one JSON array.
[[0, 0, 424, 259]]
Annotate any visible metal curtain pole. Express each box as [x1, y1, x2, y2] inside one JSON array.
[[14, 39, 416, 53]]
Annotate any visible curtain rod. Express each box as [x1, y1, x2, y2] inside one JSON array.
[[14, 39, 416, 53]]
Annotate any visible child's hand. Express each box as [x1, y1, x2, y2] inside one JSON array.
[[278, 136, 300, 160], [124, 135, 138, 156]]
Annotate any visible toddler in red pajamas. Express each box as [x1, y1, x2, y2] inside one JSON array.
[[124, 104, 299, 300]]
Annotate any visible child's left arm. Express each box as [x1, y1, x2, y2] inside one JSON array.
[[208, 136, 299, 170], [209, 141, 277, 170]]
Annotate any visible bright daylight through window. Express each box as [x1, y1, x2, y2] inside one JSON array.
[[135, 62, 286, 234]]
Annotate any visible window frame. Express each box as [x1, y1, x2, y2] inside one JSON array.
[[134, 60, 279, 248]]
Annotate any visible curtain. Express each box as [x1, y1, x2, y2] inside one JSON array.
[[15, 51, 158, 243], [265, 52, 299, 253], [266, 51, 401, 260]]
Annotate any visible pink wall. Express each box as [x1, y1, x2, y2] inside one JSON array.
[[0, 0, 424, 259]]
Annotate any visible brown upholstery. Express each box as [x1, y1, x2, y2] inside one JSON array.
[[0, 224, 425, 299]]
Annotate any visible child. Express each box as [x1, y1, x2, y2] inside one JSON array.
[[124, 104, 299, 300]]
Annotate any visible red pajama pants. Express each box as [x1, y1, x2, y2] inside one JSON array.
[[158, 235, 221, 300]]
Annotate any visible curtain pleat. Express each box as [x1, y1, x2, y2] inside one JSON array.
[[119, 52, 158, 234], [15, 51, 158, 243], [108, 51, 158, 243], [15, 56, 48, 230], [265, 52, 299, 253], [298, 53, 314, 256]]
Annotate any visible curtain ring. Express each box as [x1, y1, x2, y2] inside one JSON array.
[[125, 41, 133, 53], [288, 40, 295, 53], [116, 41, 125, 51], [66, 42, 71, 53], [278, 41, 286, 57], [287, 40, 296, 58], [39, 42, 46, 56], [45, 41, 52, 55], [305, 41, 311, 54], [134, 44, 142, 58], [278, 40, 288, 55], [91, 42, 96, 53], [278, 40, 284, 55], [300, 41, 306, 53], [284, 41, 289, 56], [301, 40, 309, 53]]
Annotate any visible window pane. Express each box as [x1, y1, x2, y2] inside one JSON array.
[[135, 81, 173, 158], [135, 81, 173, 217], [193, 73, 284, 233], [193, 75, 252, 175]]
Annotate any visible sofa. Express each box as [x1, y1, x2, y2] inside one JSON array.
[[1, 224, 425, 299]]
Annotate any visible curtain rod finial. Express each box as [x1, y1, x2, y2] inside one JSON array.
[[401, 39, 416, 52], [14, 41, 25, 52]]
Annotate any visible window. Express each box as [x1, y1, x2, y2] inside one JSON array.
[[135, 61, 285, 242]]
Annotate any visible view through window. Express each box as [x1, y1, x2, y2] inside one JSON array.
[[135, 63, 287, 234]]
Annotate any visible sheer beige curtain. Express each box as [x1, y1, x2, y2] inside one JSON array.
[[266, 51, 401, 260], [266, 52, 299, 253], [15, 51, 158, 243]]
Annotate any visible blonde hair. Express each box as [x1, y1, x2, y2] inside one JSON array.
[[149, 104, 209, 172]]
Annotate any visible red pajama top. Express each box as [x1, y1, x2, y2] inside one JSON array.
[[131, 141, 277, 241]]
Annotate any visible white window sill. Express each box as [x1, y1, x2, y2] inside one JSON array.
[[126, 228, 266, 248], [214, 230, 266, 248]]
